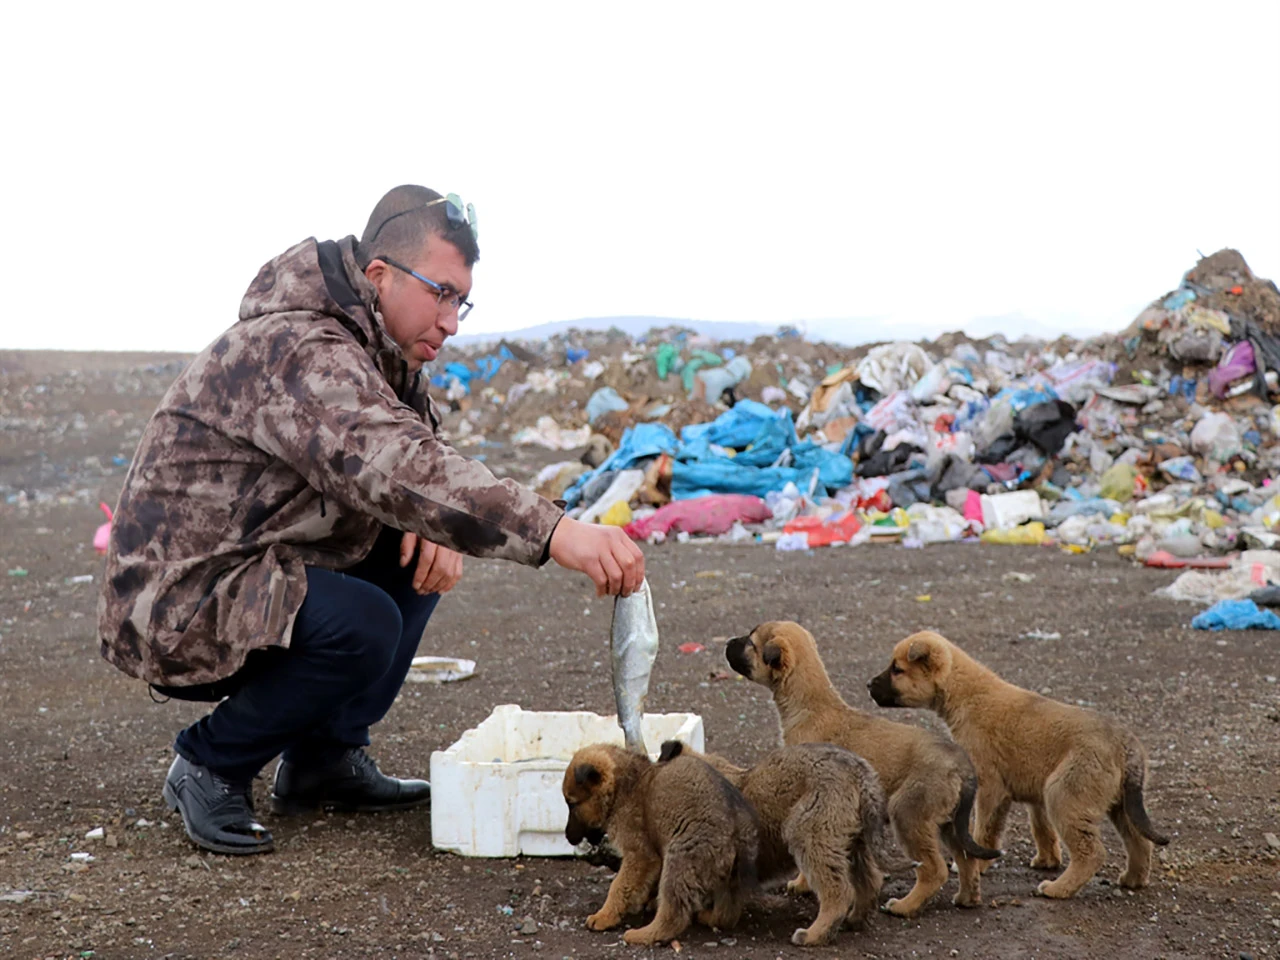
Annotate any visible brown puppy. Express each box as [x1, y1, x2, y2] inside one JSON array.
[[660, 739, 899, 947], [727, 621, 1000, 918], [563, 743, 759, 946], [868, 631, 1170, 899]]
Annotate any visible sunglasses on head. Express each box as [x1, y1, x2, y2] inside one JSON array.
[[364, 192, 479, 250], [429, 193, 478, 242]]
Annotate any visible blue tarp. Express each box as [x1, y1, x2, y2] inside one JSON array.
[[562, 424, 678, 507], [564, 401, 853, 508]]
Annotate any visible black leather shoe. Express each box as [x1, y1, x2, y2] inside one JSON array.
[[270, 747, 430, 815], [162, 755, 273, 855]]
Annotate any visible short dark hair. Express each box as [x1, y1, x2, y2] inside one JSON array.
[[355, 184, 480, 270]]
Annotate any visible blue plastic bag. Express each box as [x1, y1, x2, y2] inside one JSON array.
[[992, 383, 1058, 413], [1191, 599, 1280, 631], [586, 387, 630, 424]]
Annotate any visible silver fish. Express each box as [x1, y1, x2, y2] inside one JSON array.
[[610, 578, 660, 754]]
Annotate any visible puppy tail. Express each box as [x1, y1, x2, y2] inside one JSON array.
[[1122, 744, 1170, 846], [864, 787, 913, 875], [952, 776, 1002, 860]]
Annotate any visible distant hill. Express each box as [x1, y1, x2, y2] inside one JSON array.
[[453, 313, 1115, 348], [451, 316, 781, 345]]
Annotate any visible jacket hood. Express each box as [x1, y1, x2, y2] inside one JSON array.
[[239, 235, 408, 387]]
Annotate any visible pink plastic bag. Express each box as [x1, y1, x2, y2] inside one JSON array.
[[963, 489, 984, 526], [624, 494, 772, 539], [1208, 341, 1255, 398], [93, 502, 113, 554]]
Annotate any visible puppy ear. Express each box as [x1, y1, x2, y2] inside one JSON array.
[[574, 763, 602, 787], [762, 641, 783, 669], [658, 740, 684, 762], [907, 640, 931, 663]]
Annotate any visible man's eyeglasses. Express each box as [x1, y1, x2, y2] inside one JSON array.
[[376, 255, 474, 321]]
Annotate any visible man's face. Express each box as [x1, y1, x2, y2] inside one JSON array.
[[366, 233, 473, 371]]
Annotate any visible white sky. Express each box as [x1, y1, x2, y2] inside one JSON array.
[[3, 1, 1277, 352]]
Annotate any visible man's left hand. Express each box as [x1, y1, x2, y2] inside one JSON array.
[[399, 532, 463, 595]]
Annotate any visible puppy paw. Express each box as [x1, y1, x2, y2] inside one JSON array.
[[977, 859, 997, 876], [1035, 879, 1075, 900], [622, 928, 661, 946], [791, 925, 835, 946], [1117, 870, 1149, 890], [1030, 854, 1062, 870], [786, 874, 812, 895], [881, 897, 919, 918], [952, 890, 982, 908], [585, 910, 620, 931]]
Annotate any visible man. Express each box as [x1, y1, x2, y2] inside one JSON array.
[[98, 185, 644, 855]]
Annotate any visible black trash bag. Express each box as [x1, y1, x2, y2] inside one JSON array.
[[1248, 585, 1280, 608], [930, 454, 985, 500], [857, 443, 922, 478], [977, 432, 1021, 464], [1015, 399, 1079, 457], [887, 468, 931, 508]]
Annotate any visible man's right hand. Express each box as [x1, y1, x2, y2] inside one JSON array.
[[548, 516, 645, 597]]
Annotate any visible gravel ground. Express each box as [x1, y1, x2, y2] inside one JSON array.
[[1, 352, 1278, 959]]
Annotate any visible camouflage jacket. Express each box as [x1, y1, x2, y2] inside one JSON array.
[[98, 235, 564, 687]]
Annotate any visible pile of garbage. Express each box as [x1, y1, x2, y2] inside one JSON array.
[[458, 249, 1280, 560]]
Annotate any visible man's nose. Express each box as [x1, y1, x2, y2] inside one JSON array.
[[439, 310, 459, 338]]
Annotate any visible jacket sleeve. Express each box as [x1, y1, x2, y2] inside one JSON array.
[[247, 326, 564, 566]]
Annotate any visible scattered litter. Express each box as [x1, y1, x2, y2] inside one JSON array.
[[1191, 599, 1280, 631], [84, 827, 104, 840], [1022, 629, 1063, 641], [677, 642, 706, 654], [93, 502, 114, 554], [406, 657, 478, 684]]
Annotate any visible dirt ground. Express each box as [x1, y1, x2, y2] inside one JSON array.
[[2, 352, 1279, 960]]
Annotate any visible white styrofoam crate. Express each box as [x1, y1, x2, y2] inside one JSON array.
[[430, 704, 704, 858]]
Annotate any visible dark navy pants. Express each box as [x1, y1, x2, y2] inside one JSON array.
[[173, 528, 440, 782]]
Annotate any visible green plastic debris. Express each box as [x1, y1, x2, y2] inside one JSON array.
[[680, 350, 723, 394], [654, 343, 680, 380], [7, 567, 28, 577]]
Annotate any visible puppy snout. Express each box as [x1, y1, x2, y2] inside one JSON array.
[[725, 637, 752, 676], [867, 670, 897, 707]]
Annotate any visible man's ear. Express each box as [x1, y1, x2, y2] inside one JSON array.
[[762, 642, 783, 669], [907, 640, 931, 663], [364, 258, 390, 290], [574, 763, 601, 788]]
